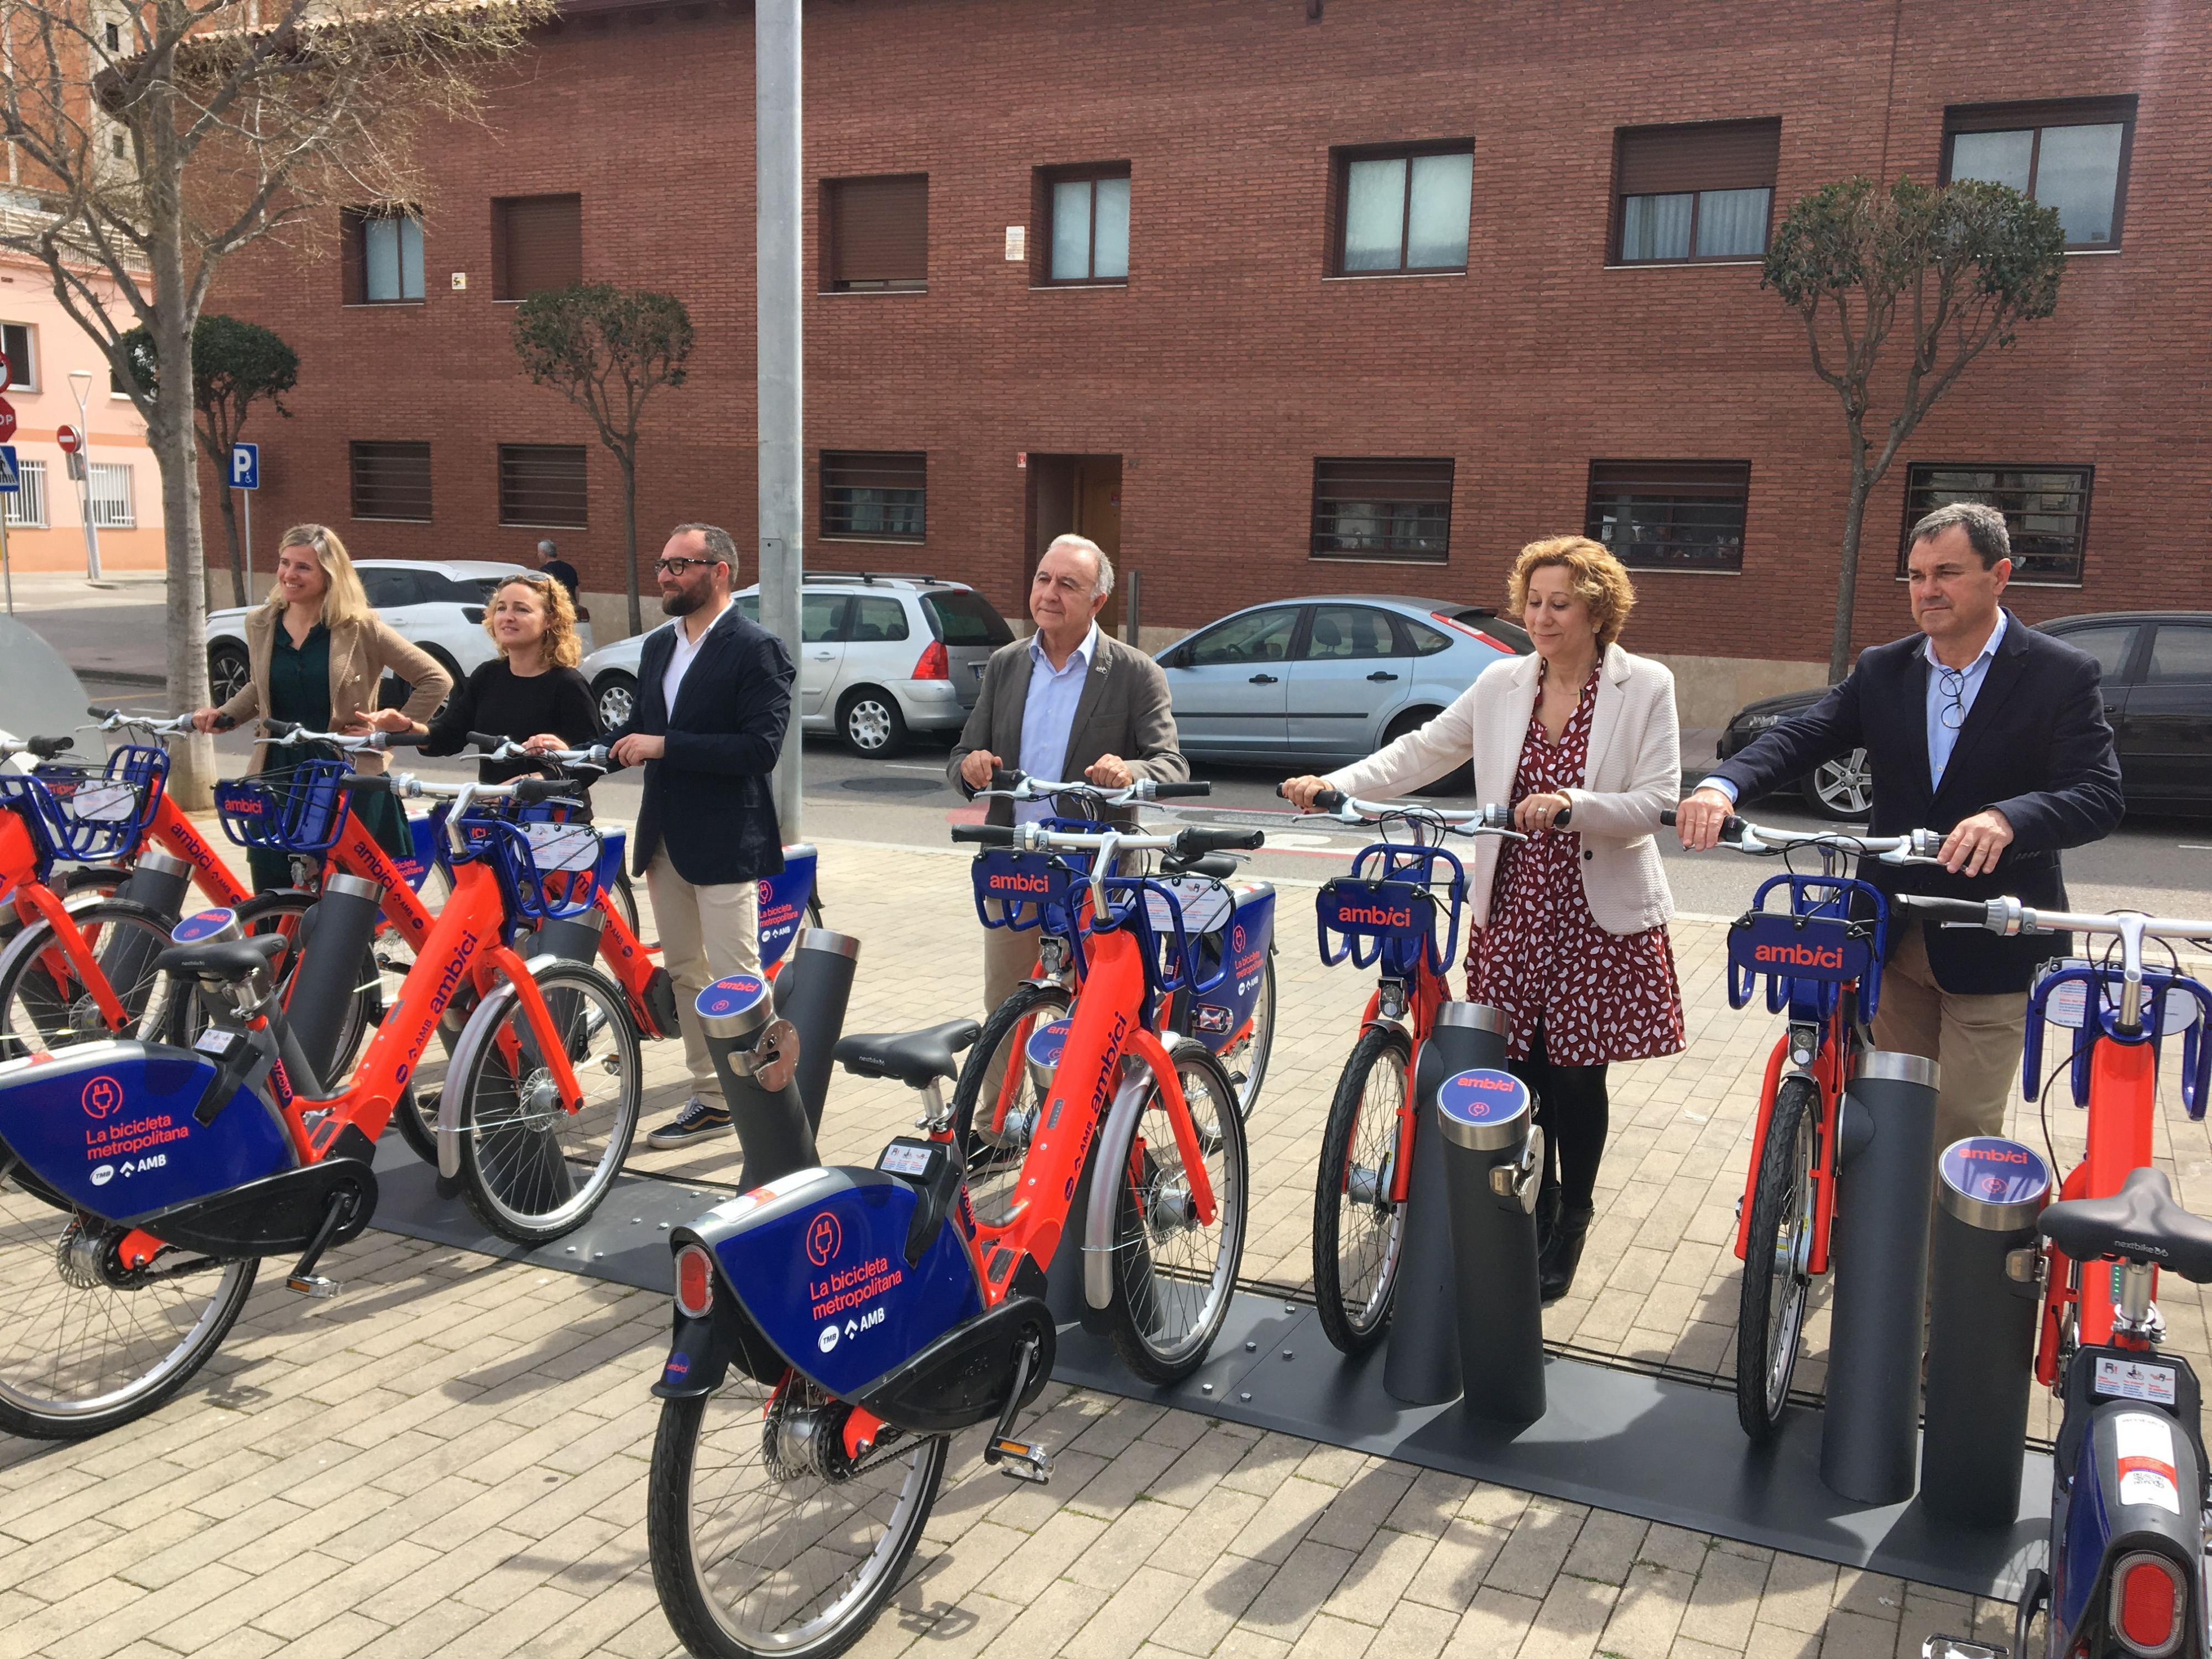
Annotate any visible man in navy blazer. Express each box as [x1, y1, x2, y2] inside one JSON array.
[[1677, 502, 2123, 1158], [604, 523, 796, 1147]]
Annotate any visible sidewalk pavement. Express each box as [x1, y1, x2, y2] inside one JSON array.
[[6, 828, 2203, 1657]]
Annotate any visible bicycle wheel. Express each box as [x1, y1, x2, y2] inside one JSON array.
[[648, 1373, 947, 1659], [0, 1163, 259, 1438], [451, 960, 641, 1245], [0, 896, 175, 1061], [1223, 949, 1276, 1119], [1736, 1072, 1819, 1442], [1312, 1024, 1413, 1355], [1104, 1042, 1247, 1384], [609, 869, 641, 940], [950, 980, 1071, 1230]]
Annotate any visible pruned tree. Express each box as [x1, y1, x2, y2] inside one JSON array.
[[0, 0, 549, 801], [510, 282, 694, 637], [121, 313, 296, 608], [1762, 175, 2067, 682]]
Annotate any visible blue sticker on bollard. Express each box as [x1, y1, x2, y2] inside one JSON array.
[[1939, 1136, 2051, 1208], [1025, 1018, 1072, 1072], [696, 973, 770, 1022], [170, 907, 237, 943], [1437, 1068, 1531, 1129]]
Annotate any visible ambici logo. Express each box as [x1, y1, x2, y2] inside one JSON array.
[[1752, 942, 1845, 969], [989, 872, 1052, 894], [1336, 904, 1412, 928], [81, 1075, 124, 1119]]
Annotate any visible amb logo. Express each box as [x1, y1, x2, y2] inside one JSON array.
[[81, 1075, 123, 1119], [805, 1211, 842, 1267]]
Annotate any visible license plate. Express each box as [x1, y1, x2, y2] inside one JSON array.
[[971, 663, 985, 681]]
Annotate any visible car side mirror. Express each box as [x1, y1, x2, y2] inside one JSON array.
[[1165, 646, 1192, 670]]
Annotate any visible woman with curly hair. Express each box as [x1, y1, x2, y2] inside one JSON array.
[[1283, 535, 1684, 1302], [366, 571, 601, 784]]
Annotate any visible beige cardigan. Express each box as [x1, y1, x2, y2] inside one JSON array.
[[216, 608, 452, 776], [1324, 643, 1681, 935]]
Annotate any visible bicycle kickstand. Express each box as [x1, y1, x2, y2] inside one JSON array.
[[981, 1333, 1053, 1485], [285, 1188, 362, 1299]]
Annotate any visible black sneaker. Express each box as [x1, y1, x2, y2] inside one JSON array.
[[647, 1097, 731, 1150]]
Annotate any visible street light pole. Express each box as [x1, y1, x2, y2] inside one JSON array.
[[66, 368, 101, 581], [758, 0, 803, 836]]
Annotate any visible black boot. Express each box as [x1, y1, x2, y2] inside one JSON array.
[[1540, 1205, 1594, 1303], [1533, 1179, 1563, 1259]]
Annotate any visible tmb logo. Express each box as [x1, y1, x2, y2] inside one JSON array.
[[805, 1211, 842, 1267], [81, 1075, 123, 1119]]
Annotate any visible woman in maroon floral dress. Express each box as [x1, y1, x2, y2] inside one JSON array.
[[1285, 536, 1684, 1301]]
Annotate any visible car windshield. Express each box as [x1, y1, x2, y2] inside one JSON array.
[[923, 590, 1014, 646]]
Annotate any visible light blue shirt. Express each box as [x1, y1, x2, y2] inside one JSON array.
[[1015, 623, 1099, 824], [1699, 610, 2010, 805]]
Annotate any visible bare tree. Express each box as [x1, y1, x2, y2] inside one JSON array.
[[0, 0, 548, 801], [1762, 175, 2067, 683]]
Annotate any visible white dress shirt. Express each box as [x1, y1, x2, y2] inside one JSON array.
[[661, 602, 734, 717]]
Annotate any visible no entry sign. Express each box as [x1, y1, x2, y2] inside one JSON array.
[[56, 424, 80, 454]]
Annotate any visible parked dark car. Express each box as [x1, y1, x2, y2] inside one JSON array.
[[1715, 611, 2212, 818]]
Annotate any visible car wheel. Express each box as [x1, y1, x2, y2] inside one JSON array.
[[207, 643, 249, 707], [1382, 707, 1470, 794], [1804, 748, 1874, 820], [840, 687, 907, 757], [594, 671, 638, 732]]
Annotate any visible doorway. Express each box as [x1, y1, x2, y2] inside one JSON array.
[[1026, 453, 1124, 635]]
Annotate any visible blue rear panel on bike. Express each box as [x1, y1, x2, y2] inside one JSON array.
[[697, 1164, 984, 1400], [0, 1039, 294, 1217], [758, 843, 818, 969], [1192, 884, 1275, 1053]]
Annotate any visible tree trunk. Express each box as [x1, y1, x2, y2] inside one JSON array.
[[217, 483, 246, 608], [149, 289, 214, 805], [620, 448, 641, 637], [1828, 465, 1874, 685]]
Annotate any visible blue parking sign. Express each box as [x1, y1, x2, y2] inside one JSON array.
[[0, 446, 17, 493], [229, 442, 259, 490]]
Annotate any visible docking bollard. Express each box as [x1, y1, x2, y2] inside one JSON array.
[[1384, 1001, 1508, 1406], [772, 929, 861, 1135], [284, 872, 387, 1090], [98, 843, 192, 1014], [1437, 1069, 1547, 1422], [1921, 1136, 2050, 1527], [696, 974, 818, 1193], [531, 902, 608, 968], [1820, 1051, 1940, 1505]]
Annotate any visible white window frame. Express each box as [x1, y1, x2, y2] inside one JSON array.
[[4, 459, 48, 528], [0, 324, 34, 393], [88, 461, 135, 529]]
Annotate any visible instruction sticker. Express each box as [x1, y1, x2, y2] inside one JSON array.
[[2114, 1412, 2183, 1515], [2095, 1357, 2178, 1406]]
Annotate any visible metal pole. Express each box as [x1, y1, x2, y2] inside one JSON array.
[[71, 378, 101, 581], [757, 0, 804, 838], [241, 486, 252, 596], [1, 504, 13, 615]]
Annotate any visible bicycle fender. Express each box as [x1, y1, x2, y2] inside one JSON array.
[[2056, 1394, 2205, 1651], [436, 951, 571, 1181], [1083, 1041, 1196, 1311]]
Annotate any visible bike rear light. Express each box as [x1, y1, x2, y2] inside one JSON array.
[[1430, 611, 1511, 654], [674, 1244, 714, 1318], [2111, 1551, 2184, 1656], [913, 641, 950, 681]]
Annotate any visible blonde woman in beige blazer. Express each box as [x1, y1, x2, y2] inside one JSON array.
[[1284, 535, 1683, 1302], [191, 524, 451, 890]]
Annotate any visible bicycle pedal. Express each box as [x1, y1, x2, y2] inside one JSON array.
[[1922, 1637, 2005, 1659], [285, 1274, 341, 1298], [985, 1437, 1052, 1484]]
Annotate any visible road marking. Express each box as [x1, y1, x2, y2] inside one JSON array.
[[884, 764, 946, 774]]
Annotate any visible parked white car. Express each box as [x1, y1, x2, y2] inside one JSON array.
[[205, 559, 594, 709], [577, 573, 1014, 754]]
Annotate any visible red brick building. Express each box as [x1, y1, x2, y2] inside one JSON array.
[[202, 0, 2207, 722]]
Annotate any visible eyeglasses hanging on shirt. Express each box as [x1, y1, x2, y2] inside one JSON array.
[[1937, 666, 1968, 731]]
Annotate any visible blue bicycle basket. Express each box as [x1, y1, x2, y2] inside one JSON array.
[[0, 744, 166, 867], [969, 821, 1097, 936], [1094, 875, 1230, 999], [1724, 875, 1886, 1019], [1317, 842, 1467, 977], [214, 758, 353, 855], [479, 816, 606, 921]]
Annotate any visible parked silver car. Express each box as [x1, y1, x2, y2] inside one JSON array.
[[577, 573, 1014, 754], [1157, 595, 1531, 776]]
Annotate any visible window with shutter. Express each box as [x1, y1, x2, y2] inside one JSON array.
[[1584, 461, 1750, 571], [351, 442, 434, 522], [0, 324, 31, 390], [821, 451, 926, 540], [1943, 98, 2136, 249], [822, 176, 928, 292], [492, 195, 583, 301], [1311, 459, 1454, 562], [1899, 463, 2092, 585], [1611, 121, 1780, 264], [499, 445, 588, 528], [1328, 144, 1473, 275]]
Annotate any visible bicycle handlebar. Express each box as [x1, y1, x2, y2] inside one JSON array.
[[477, 737, 615, 773], [1658, 806, 1746, 839], [976, 771, 1211, 808], [87, 705, 197, 739], [0, 734, 73, 760], [1665, 809, 1945, 865], [1279, 785, 1519, 837]]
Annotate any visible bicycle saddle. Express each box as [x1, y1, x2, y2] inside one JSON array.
[[834, 1019, 983, 1090], [154, 933, 284, 983], [2041, 1167, 2212, 1285]]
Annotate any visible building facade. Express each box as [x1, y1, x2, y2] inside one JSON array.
[[200, 0, 2205, 721]]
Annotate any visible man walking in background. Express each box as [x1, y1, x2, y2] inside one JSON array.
[[536, 539, 581, 603], [604, 523, 796, 1150]]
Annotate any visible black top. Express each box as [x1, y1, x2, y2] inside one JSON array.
[[424, 658, 602, 784], [1712, 615, 2124, 995], [540, 559, 581, 601]]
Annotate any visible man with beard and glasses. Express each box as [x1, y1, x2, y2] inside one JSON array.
[[604, 523, 797, 1149]]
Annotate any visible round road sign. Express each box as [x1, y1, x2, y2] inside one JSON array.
[[55, 424, 79, 454]]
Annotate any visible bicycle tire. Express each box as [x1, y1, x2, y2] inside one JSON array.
[[611, 869, 641, 940], [1104, 1041, 1247, 1384], [1225, 950, 1276, 1120], [805, 891, 824, 931], [1736, 1072, 1819, 1442], [0, 895, 176, 1061], [1312, 1024, 1414, 1355], [950, 980, 1071, 1230], [451, 959, 642, 1245], [647, 1379, 946, 1659], [391, 1083, 440, 1166], [0, 1167, 260, 1440]]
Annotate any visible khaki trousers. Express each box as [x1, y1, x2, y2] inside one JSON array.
[[1870, 921, 2030, 1156], [646, 849, 761, 1097]]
